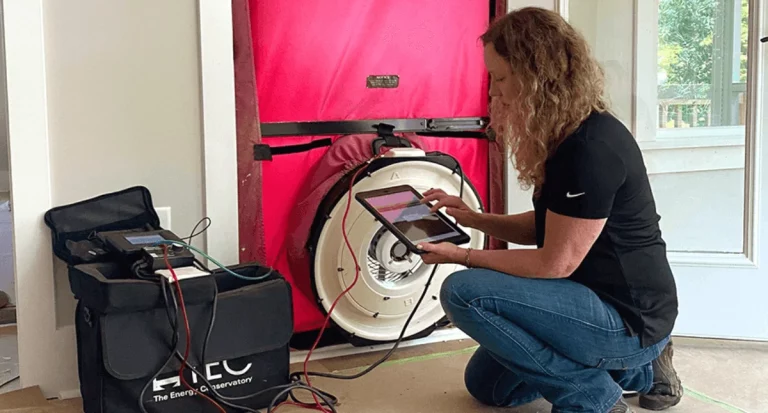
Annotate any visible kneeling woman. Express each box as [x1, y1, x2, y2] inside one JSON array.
[[418, 7, 682, 413]]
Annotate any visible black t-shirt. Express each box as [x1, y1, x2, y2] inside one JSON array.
[[533, 111, 678, 348]]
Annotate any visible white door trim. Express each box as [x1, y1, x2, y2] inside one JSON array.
[[633, 0, 659, 143], [555, 0, 569, 20], [743, 0, 764, 267], [660, 0, 763, 268], [198, 0, 240, 267], [3, 0, 78, 397]]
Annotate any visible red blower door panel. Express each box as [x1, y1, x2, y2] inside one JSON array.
[[252, 0, 490, 122], [244, 0, 492, 333]]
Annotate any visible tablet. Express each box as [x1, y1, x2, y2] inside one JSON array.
[[355, 184, 470, 254]]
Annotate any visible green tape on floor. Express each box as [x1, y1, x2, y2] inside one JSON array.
[[683, 386, 750, 413], [333, 345, 751, 413]]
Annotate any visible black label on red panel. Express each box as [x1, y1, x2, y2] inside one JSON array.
[[367, 75, 400, 89]]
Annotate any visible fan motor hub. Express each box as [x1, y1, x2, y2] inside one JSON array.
[[390, 243, 409, 261], [370, 228, 419, 280]]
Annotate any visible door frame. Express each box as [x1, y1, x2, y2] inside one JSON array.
[[632, 0, 762, 269], [3, 0, 79, 397], [198, 0, 240, 267]]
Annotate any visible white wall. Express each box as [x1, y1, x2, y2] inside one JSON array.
[[42, 1, 205, 323]]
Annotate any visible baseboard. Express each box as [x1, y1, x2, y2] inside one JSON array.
[[58, 389, 82, 400]]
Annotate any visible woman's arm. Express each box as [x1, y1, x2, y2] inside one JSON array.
[[471, 210, 537, 246], [420, 136, 625, 278], [418, 209, 605, 279], [468, 210, 604, 278]]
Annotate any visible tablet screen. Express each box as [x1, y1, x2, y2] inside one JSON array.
[[365, 190, 461, 244]]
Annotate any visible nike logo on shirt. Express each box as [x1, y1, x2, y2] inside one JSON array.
[[566, 192, 585, 198]]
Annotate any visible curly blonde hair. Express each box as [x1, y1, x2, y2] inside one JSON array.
[[482, 7, 609, 193]]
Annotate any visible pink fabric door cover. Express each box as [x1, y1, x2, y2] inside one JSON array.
[[244, 0, 497, 333]]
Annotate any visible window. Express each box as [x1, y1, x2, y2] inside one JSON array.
[[567, 0, 752, 254], [568, 0, 750, 143], [657, 0, 749, 139]]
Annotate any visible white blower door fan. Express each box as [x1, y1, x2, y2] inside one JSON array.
[[309, 155, 486, 344]]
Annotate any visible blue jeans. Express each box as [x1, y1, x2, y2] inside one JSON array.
[[440, 269, 670, 413]]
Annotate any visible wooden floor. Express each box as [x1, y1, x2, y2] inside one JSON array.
[[0, 332, 765, 412], [276, 337, 766, 413]]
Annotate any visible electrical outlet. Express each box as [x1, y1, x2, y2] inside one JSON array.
[[155, 207, 172, 230]]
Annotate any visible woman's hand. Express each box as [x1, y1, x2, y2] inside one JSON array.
[[421, 188, 480, 228], [417, 242, 465, 265]]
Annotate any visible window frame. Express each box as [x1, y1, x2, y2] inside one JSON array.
[[635, 0, 750, 148]]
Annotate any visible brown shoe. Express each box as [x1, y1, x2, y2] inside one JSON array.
[[640, 340, 683, 410]]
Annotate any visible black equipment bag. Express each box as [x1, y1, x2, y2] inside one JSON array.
[[44, 186, 292, 412]]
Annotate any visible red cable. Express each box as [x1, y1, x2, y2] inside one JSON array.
[[219, 156, 384, 413], [298, 156, 383, 412], [163, 246, 227, 413], [161, 164, 379, 413]]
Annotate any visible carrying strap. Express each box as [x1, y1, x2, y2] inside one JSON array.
[[253, 117, 490, 161], [253, 138, 333, 161], [252, 123, 414, 160]]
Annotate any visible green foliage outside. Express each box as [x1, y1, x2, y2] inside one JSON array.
[[658, 0, 748, 127]]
